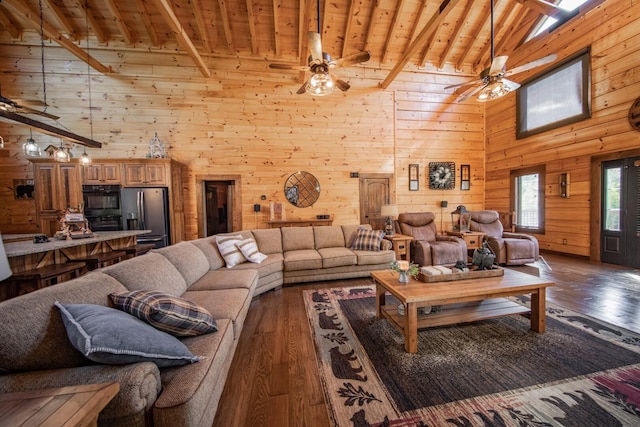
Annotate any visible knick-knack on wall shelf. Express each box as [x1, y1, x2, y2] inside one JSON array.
[[146, 132, 167, 158]]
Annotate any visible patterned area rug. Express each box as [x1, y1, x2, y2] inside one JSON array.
[[303, 284, 640, 426]]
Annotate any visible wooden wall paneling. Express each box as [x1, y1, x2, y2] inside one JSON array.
[[484, 0, 640, 258]]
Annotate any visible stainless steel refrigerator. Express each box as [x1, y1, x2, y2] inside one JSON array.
[[121, 187, 170, 248]]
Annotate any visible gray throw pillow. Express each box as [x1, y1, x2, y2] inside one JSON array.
[[55, 302, 200, 368]]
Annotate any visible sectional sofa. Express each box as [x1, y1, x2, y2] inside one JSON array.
[[0, 224, 394, 427]]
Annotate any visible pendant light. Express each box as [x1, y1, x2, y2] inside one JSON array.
[[54, 140, 70, 162], [22, 129, 42, 157], [80, 0, 94, 166], [305, 0, 334, 96], [477, 0, 511, 102]]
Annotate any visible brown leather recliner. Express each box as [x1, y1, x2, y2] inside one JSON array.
[[469, 210, 539, 266], [396, 212, 467, 266]]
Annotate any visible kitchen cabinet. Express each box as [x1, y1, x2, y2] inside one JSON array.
[[32, 160, 83, 236], [83, 163, 121, 184], [123, 163, 167, 186]]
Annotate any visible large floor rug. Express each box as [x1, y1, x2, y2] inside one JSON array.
[[303, 284, 640, 426]]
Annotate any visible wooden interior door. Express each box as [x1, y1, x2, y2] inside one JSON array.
[[359, 174, 393, 230]]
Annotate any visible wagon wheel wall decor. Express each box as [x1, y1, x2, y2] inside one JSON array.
[[428, 162, 455, 190], [629, 95, 640, 131]]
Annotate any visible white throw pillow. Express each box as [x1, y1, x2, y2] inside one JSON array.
[[215, 234, 247, 268], [236, 238, 268, 263]]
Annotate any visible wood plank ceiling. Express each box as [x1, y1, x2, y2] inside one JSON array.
[[0, 0, 571, 86]]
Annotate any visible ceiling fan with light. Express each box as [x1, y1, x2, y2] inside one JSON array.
[[269, 1, 370, 96], [0, 82, 59, 120], [446, 0, 558, 102]]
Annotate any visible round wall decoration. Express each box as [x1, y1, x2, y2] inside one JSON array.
[[428, 162, 455, 190], [629, 95, 640, 132]]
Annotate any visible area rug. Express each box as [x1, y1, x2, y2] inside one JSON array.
[[303, 284, 640, 426]]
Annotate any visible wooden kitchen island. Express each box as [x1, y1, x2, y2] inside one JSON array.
[[1, 230, 150, 301]]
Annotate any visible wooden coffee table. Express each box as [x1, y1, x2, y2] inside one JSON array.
[[371, 268, 554, 353], [0, 382, 119, 427]]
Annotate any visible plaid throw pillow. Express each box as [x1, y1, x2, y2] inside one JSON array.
[[351, 228, 385, 252], [215, 234, 247, 268], [109, 290, 217, 337]]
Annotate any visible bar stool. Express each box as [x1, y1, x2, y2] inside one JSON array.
[[124, 243, 156, 259], [9, 261, 87, 298], [71, 251, 127, 271]]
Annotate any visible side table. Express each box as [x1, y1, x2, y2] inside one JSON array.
[[383, 233, 414, 261], [0, 382, 119, 427], [445, 230, 486, 251]]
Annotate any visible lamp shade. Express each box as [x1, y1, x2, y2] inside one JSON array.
[[0, 233, 13, 281], [380, 204, 398, 217]]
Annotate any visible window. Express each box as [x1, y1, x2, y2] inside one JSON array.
[[527, 0, 590, 41], [511, 166, 545, 234], [516, 49, 591, 139]]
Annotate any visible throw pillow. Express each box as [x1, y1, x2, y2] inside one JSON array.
[[236, 238, 268, 264], [109, 290, 218, 336], [215, 234, 247, 268], [55, 302, 200, 368], [351, 228, 385, 252]]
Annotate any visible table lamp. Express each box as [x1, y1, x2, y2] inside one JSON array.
[[380, 204, 398, 236]]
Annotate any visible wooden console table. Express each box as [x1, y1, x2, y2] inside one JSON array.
[[267, 218, 332, 228], [0, 382, 119, 427]]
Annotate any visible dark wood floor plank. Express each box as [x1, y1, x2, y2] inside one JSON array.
[[212, 253, 640, 427]]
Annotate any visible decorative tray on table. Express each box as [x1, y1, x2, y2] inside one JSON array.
[[418, 265, 504, 283]]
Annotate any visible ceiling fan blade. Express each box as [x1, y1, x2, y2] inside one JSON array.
[[457, 84, 487, 102], [269, 63, 310, 71], [489, 56, 509, 76], [296, 81, 308, 95], [331, 51, 371, 68], [18, 105, 59, 120], [308, 32, 323, 63], [445, 78, 484, 91], [14, 99, 47, 107], [501, 78, 521, 92], [331, 74, 350, 92], [504, 53, 558, 77]]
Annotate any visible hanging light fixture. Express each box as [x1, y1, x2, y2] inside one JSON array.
[[305, 0, 334, 96], [80, 0, 94, 166], [477, 0, 510, 102], [22, 129, 42, 157], [54, 140, 70, 162]]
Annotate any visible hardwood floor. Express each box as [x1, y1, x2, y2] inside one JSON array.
[[211, 253, 640, 427]]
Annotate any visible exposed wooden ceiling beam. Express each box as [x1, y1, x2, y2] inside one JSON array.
[[151, 0, 211, 78], [380, 0, 461, 89], [419, 30, 438, 67], [44, 0, 77, 41], [474, 0, 510, 71], [272, 0, 281, 56], [217, 0, 235, 54], [135, 0, 159, 47], [104, 0, 133, 46], [494, 3, 525, 56], [438, 1, 472, 69], [73, 0, 107, 44], [0, 5, 21, 39], [0, 110, 102, 148], [455, 0, 491, 71], [297, 0, 311, 84], [2, 0, 113, 74], [517, 0, 569, 18], [381, 0, 405, 65], [406, 0, 428, 51], [364, 0, 382, 53], [245, 0, 257, 54], [192, 0, 211, 52], [341, 0, 355, 58]]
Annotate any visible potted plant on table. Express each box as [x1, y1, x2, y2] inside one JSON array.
[[390, 260, 419, 283]]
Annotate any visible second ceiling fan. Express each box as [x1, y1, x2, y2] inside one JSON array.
[[269, 1, 370, 96], [446, 0, 558, 102]]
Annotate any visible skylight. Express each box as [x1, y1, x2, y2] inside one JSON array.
[[530, 0, 589, 39]]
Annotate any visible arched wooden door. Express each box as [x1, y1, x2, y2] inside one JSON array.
[[359, 174, 394, 230]]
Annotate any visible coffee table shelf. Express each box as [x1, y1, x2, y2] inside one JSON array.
[[381, 298, 531, 332]]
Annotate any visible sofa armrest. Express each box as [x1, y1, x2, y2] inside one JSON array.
[[410, 240, 432, 266], [503, 232, 536, 241], [0, 362, 161, 420], [380, 239, 392, 251]]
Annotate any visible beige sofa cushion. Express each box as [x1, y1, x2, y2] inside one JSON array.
[[251, 228, 283, 254], [102, 253, 187, 296], [314, 226, 345, 249], [0, 272, 127, 373], [154, 242, 210, 287], [354, 249, 396, 266], [281, 227, 315, 251], [188, 269, 259, 292], [190, 237, 225, 270], [318, 247, 357, 268], [283, 249, 322, 271], [183, 288, 252, 339]]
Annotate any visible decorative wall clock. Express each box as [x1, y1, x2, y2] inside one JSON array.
[[428, 162, 455, 190], [629, 95, 640, 131]]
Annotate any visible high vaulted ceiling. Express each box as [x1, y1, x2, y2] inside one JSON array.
[[0, 0, 586, 86]]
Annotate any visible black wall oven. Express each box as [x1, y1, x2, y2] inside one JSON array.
[[82, 184, 123, 231]]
